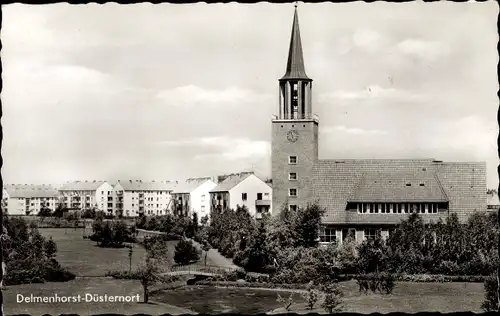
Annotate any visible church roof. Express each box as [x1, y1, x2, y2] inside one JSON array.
[[312, 159, 487, 224], [280, 7, 311, 81], [348, 173, 448, 203]]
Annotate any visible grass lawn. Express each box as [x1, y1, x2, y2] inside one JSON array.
[[270, 280, 485, 314], [39, 228, 148, 276]]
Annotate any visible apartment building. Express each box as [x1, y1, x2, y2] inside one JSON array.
[[171, 177, 217, 221], [113, 180, 177, 217], [210, 172, 272, 219], [3, 184, 61, 216], [59, 181, 114, 213]]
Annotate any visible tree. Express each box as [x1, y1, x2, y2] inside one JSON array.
[[44, 237, 57, 259], [301, 282, 321, 310], [295, 203, 326, 248], [133, 255, 161, 304], [321, 283, 343, 314], [191, 212, 198, 235], [241, 221, 271, 272], [38, 208, 52, 217], [174, 238, 200, 265]]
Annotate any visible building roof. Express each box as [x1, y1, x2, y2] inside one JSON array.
[[4, 185, 60, 198], [59, 181, 108, 191], [116, 180, 177, 192], [172, 178, 213, 194], [312, 159, 487, 224], [348, 173, 448, 203], [280, 7, 311, 81], [210, 173, 254, 193]]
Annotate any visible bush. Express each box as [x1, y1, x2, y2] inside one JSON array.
[[174, 238, 200, 265], [245, 272, 271, 283], [482, 274, 499, 312], [195, 280, 310, 290], [355, 273, 395, 294]]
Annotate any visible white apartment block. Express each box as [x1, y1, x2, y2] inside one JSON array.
[[113, 180, 177, 217], [3, 184, 61, 216], [210, 172, 272, 219], [59, 181, 114, 213], [171, 177, 217, 221]]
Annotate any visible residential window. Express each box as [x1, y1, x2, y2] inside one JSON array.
[[289, 156, 297, 165], [201, 195, 205, 202], [289, 172, 297, 180], [342, 228, 355, 242], [201, 205, 206, 213], [319, 226, 337, 244], [289, 204, 297, 212], [242, 193, 247, 201], [289, 189, 297, 197], [364, 228, 379, 241], [264, 193, 270, 198], [257, 193, 263, 200]]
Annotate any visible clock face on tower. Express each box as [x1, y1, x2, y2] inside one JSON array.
[[287, 129, 299, 142]]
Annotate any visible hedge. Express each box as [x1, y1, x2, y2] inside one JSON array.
[[342, 274, 487, 283]]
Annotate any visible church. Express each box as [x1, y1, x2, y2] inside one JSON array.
[[271, 8, 487, 244]]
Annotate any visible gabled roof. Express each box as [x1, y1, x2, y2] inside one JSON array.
[[312, 159, 487, 224], [280, 7, 311, 81], [4, 185, 60, 198], [172, 178, 213, 194], [210, 173, 254, 193], [59, 181, 108, 191], [348, 173, 448, 203], [116, 180, 177, 192]]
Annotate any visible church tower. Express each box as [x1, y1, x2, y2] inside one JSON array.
[[272, 6, 319, 213]]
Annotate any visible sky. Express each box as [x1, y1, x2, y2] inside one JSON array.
[[1, 2, 499, 188]]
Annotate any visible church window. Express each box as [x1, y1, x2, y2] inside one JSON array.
[[293, 83, 298, 91], [319, 226, 336, 244], [289, 189, 297, 197], [289, 172, 297, 181], [289, 204, 297, 212], [289, 156, 297, 164], [389, 204, 394, 213]]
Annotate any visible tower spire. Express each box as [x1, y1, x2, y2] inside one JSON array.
[[280, 5, 310, 81]]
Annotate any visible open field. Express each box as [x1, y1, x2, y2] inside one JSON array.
[[39, 228, 148, 276]]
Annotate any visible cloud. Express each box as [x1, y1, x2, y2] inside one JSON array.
[[156, 85, 272, 106], [155, 136, 271, 161], [318, 85, 424, 104], [396, 39, 450, 61], [426, 115, 497, 158], [352, 29, 382, 50], [323, 125, 388, 136]]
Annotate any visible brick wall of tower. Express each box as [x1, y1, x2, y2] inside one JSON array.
[[272, 120, 318, 213]]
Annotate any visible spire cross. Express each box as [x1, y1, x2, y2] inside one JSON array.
[[294, 1, 298, 8]]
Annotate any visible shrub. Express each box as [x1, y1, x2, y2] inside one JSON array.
[[174, 238, 200, 265], [245, 272, 270, 283], [321, 283, 343, 314], [355, 273, 395, 294], [482, 274, 499, 312], [301, 282, 321, 310], [277, 293, 295, 311]]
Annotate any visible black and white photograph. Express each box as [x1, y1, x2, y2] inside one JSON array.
[[1, 1, 499, 315]]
